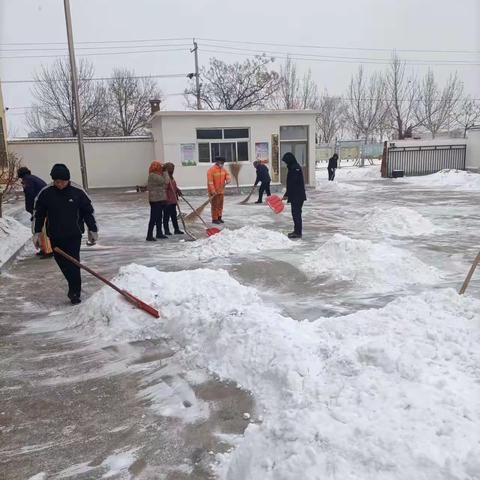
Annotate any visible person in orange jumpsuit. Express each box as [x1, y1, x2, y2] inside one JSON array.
[[207, 156, 231, 224]]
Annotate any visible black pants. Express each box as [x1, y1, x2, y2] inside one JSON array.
[[147, 201, 166, 238], [51, 236, 82, 295], [328, 167, 336, 181], [291, 201, 304, 235], [163, 203, 180, 233], [258, 181, 271, 202]]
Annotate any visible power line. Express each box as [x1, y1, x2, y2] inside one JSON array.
[[198, 37, 480, 55], [1, 36, 478, 55], [201, 42, 480, 65], [0, 46, 190, 60], [1, 73, 188, 85], [0, 43, 192, 53], [201, 48, 480, 67], [0, 37, 191, 46]]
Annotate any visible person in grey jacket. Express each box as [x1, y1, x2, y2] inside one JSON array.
[[146, 161, 170, 241]]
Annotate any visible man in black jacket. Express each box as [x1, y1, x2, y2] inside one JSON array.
[[253, 161, 271, 203], [17, 167, 53, 258], [327, 153, 338, 181], [282, 153, 307, 239], [33, 164, 98, 305]]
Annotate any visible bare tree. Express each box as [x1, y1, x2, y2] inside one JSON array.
[[273, 57, 319, 109], [452, 97, 480, 138], [28, 58, 108, 137], [185, 55, 280, 110], [386, 53, 421, 139], [315, 92, 347, 143], [345, 66, 389, 142], [108, 69, 162, 136], [414, 69, 463, 138], [0, 152, 22, 218]]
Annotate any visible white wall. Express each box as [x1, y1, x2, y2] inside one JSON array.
[[466, 129, 480, 171], [8, 137, 154, 188], [151, 112, 317, 188]]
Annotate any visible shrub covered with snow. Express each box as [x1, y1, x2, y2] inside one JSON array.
[[301, 233, 440, 292], [360, 206, 436, 237], [72, 264, 480, 480], [0, 215, 31, 268], [184, 226, 293, 261]]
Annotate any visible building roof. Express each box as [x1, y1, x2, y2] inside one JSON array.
[[151, 109, 319, 120]]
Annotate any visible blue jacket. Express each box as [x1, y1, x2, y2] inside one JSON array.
[[22, 174, 47, 214], [254, 164, 271, 185]]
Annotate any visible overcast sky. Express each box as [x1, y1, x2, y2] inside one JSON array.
[[1, 0, 479, 136]]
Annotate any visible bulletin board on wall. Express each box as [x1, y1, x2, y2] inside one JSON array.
[[180, 143, 196, 166], [271, 134, 279, 182], [255, 142, 269, 164]]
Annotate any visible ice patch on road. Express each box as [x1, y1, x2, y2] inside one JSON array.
[[0, 215, 31, 268], [361, 206, 436, 236], [184, 226, 293, 261], [101, 448, 138, 478], [301, 233, 440, 292], [316, 178, 364, 191], [402, 169, 480, 190], [71, 264, 480, 480]]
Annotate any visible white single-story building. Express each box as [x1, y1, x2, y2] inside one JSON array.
[[150, 109, 318, 189], [8, 110, 318, 190]]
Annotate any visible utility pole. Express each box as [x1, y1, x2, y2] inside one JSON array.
[[192, 39, 201, 110], [63, 0, 88, 190]]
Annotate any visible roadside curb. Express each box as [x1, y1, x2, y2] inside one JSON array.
[[0, 240, 30, 275]]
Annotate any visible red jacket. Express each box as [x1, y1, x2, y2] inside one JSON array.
[[166, 178, 181, 204]]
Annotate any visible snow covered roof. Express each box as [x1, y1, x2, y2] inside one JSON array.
[[151, 109, 319, 120]]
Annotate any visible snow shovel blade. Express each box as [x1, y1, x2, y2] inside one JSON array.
[[121, 290, 160, 318], [206, 227, 221, 237], [266, 195, 285, 214]]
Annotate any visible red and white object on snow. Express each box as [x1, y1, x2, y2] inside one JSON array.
[[266, 195, 285, 214]]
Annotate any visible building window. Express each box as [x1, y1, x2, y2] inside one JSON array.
[[196, 127, 250, 163]]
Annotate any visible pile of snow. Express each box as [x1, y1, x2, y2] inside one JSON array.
[[403, 169, 480, 190], [360, 206, 436, 236], [73, 264, 480, 479], [302, 233, 440, 292], [336, 165, 382, 181], [0, 216, 31, 268], [184, 226, 293, 261]]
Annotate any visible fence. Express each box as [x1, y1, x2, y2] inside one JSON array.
[[387, 144, 466, 177]]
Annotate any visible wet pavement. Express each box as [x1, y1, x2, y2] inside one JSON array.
[[1, 167, 479, 479]]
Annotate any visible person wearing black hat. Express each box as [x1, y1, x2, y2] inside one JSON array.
[[253, 161, 271, 203], [33, 164, 98, 304], [17, 166, 53, 258], [282, 152, 307, 239], [327, 153, 338, 181]]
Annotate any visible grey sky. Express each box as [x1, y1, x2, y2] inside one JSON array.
[[1, 0, 479, 136]]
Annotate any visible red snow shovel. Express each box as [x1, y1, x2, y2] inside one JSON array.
[[266, 195, 285, 214], [53, 247, 160, 318], [180, 196, 221, 237]]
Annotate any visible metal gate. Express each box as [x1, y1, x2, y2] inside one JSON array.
[[388, 144, 466, 177]]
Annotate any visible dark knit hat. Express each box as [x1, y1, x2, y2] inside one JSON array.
[[17, 167, 31, 179], [215, 156, 226, 164], [50, 163, 70, 181]]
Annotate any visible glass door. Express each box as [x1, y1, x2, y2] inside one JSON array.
[[280, 142, 308, 185]]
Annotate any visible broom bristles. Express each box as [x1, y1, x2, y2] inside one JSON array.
[[184, 198, 210, 222]]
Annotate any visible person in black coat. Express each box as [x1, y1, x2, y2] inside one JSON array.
[[327, 153, 338, 181], [17, 167, 53, 258], [282, 152, 307, 239], [17, 167, 47, 216], [33, 164, 98, 305], [253, 161, 271, 203]]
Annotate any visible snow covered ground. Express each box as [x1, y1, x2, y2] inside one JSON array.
[[0, 215, 31, 269], [2, 166, 480, 479]]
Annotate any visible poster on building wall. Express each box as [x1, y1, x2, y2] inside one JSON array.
[[255, 142, 269, 163], [181, 143, 196, 166], [271, 135, 279, 182]]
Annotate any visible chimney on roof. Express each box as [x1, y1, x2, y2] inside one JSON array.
[[149, 99, 161, 115]]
